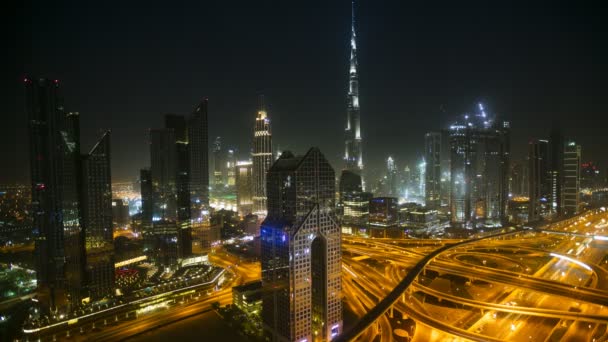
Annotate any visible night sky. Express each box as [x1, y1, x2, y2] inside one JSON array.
[[6, 1, 608, 183]]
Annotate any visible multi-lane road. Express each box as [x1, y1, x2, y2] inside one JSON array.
[[20, 209, 608, 341]]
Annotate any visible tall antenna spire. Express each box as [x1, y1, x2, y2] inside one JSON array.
[[344, 0, 363, 174], [351, 0, 355, 32]]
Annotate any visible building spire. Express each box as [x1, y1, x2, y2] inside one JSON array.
[[257, 94, 267, 120], [344, 0, 363, 173]]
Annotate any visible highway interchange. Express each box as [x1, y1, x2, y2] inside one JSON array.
[[19, 208, 608, 341]]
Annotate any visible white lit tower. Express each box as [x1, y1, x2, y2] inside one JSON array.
[[252, 95, 273, 216], [344, 1, 363, 176]]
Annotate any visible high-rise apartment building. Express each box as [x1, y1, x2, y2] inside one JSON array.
[[26, 77, 84, 309], [562, 141, 581, 216], [424, 132, 442, 208], [261, 148, 342, 341], [80, 131, 115, 299], [252, 96, 272, 216]]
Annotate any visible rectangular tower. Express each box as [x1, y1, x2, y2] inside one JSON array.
[[188, 99, 210, 210], [26, 77, 84, 310], [235, 160, 254, 216], [80, 131, 115, 299], [261, 148, 342, 342], [562, 141, 581, 216], [424, 132, 442, 209], [252, 96, 273, 216], [150, 128, 177, 220], [528, 139, 550, 221]]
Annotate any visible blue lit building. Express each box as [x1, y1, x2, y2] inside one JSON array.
[[261, 148, 342, 342]]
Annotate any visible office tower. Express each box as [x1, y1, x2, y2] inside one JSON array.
[[562, 141, 581, 215], [385, 156, 397, 196], [402, 165, 412, 197], [188, 99, 210, 209], [226, 149, 237, 186], [261, 148, 342, 341], [150, 220, 180, 267], [368, 197, 399, 229], [112, 198, 130, 227], [26, 77, 84, 309], [581, 161, 601, 189], [150, 128, 177, 220], [425, 132, 441, 208], [235, 160, 254, 216], [213, 137, 223, 186], [344, 1, 363, 176], [548, 125, 563, 215], [439, 130, 451, 206], [339, 170, 371, 230], [448, 104, 510, 227], [80, 131, 115, 299], [418, 158, 426, 199], [252, 96, 273, 216], [140, 169, 154, 226], [165, 114, 188, 142], [509, 160, 528, 197], [528, 139, 550, 222], [176, 140, 192, 258]]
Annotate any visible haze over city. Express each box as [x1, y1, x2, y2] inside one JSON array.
[[2, 1, 608, 342]]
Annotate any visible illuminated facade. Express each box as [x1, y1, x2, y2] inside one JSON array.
[[252, 96, 273, 216], [424, 132, 442, 208], [528, 139, 550, 221], [562, 141, 581, 215], [368, 197, 399, 228], [344, 1, 363, 175], [26, 77, 84, 309], [213, 136, 223, 186], [261, 148, 342, 342], [236, 160, 254, 216], [339, 170, 371, 229], [81, 131, 115, 299], [448, 104, 510, 227]]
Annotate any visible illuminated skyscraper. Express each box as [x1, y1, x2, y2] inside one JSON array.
[[339, 170, 371, 231], [26, 77, 84, 309], [261, 148, 342, 341], [236, 160, 254, 216], [562, 141, 581, 215], [252, 95, 272, 216], [213, 136, 223, 186], [344, 1, 363, 174], [386, 156, 398, 196], [226, 149, 237, 186], [80, 131, 115, 299], [188, 99, 210, 209], [424, 132, 441, 208], [548, 125, 564, 215], [528, 139, 550, 221], [448, 104, 510, 227], [150, 128, 177, 220]]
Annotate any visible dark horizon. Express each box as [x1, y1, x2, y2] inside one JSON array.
[[5, 0, 608, 183]]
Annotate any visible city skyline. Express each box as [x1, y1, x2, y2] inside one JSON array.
[[7, 1, 608, 183], [5, 2, 608, 341]]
